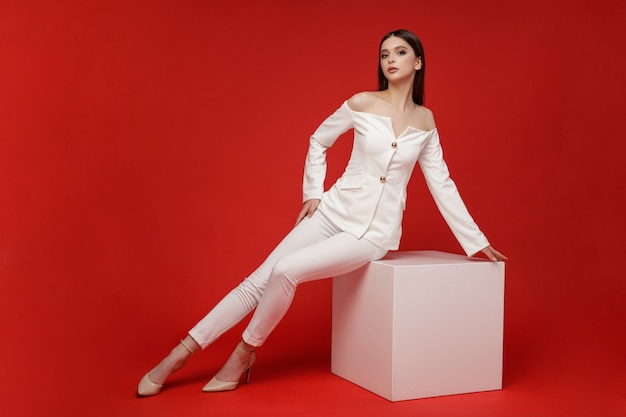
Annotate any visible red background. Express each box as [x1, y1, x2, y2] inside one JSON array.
[[1, 1, 624, 416]]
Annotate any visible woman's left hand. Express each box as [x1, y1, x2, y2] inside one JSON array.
[[480, 245, 508, 262]]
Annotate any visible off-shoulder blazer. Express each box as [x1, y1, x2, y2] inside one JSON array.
[[303, 101, 489, 256]]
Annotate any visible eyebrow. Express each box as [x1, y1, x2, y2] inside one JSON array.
[[380, 46, 409, 53]]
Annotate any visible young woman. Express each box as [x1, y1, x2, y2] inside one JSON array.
[[137, 29, 507, 397]]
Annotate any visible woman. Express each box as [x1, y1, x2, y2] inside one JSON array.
[[137, 29, 507, 396]]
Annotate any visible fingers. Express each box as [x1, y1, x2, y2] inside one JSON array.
[[295, 208, 307, 225], [481, 246, 508, 262], [486, 249, 498, 262], [295, 200, 320, 225], [485, 249, 497, 262], [492, 248, 508, 262]]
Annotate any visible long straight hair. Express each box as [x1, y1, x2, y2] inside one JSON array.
[[377, 29, 426, 105]]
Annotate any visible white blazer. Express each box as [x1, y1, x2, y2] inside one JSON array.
[[303, 101, 489, 256]]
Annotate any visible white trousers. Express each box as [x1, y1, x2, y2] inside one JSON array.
[[188, 211, 387, 348]]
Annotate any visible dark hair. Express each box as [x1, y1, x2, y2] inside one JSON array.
[[377, 29, 425, 105]]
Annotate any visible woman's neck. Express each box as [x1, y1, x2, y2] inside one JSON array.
[[384, 81, 415, 112]]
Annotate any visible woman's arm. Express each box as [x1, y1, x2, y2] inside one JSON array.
[[418, 130, 497, 258], [299, 101, 354, 223]]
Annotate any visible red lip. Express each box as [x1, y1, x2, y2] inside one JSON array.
[[387, 67, 398, 72]]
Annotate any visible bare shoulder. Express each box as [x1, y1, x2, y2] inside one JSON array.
[[413, 105, 437, 131], [347, 91, 385, 112]]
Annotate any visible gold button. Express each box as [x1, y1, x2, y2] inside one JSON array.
[[391, 142, 397, 148], [380, 176, 386, 183]]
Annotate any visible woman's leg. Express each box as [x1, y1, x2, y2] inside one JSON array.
[[188, 212, 340, 349], [211, 233, 386, 384]]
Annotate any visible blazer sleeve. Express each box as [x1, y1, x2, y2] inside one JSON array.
[[418, 130, 490, 256], [303, 101, 354, 202]]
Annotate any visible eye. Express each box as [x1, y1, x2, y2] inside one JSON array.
[[397, 50, 406, 56], [380, 53, 389, 59]]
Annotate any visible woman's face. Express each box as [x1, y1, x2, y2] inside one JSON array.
[[379, 36, 421, 82]]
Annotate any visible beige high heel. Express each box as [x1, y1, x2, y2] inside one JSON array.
[[137, 339, 195, 397], [202, 343, 256, 392], [137, 373, 163, 397]]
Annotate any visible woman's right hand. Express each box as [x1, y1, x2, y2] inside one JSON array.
[[296, 199, 320, 225], [479, 245, 509, 262]]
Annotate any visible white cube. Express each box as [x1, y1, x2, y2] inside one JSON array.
[[331, 250, 505, 401]]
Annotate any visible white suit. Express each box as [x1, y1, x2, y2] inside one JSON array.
[[188, 101, 490, 348]]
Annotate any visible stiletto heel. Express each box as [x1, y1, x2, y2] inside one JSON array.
[[202, 343, 256, 392]]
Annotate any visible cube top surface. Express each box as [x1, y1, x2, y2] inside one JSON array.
[[375, 250, 491, 267]]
